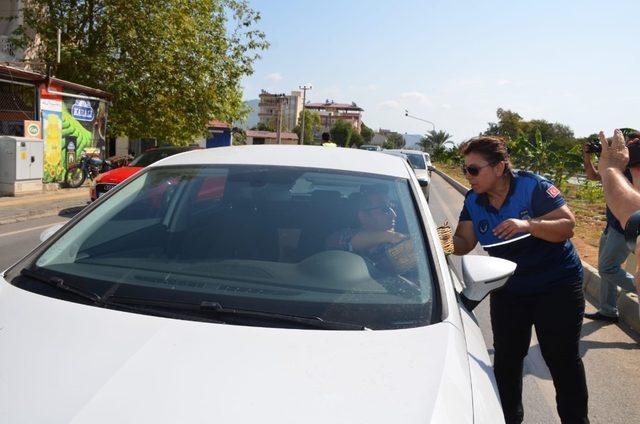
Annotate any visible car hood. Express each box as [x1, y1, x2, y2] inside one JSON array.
[[0, 280, 473, 424], [96, 166, 143, 184]]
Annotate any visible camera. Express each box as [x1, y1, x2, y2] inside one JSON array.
[[629, 142, 640, 167], [583, 134, 640, 166], [585, 138, 601, 154]]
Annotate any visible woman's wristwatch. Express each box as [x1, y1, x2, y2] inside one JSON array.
[[624, 210, 640, 253]]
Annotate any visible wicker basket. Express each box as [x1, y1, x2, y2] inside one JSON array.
[[437, 224, 454, 255]]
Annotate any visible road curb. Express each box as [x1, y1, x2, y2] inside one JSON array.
[[434, 166, 640, 333], [0, 209, 67, 225], [432, 168, 468, 196]]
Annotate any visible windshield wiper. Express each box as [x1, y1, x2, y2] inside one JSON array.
[[21, 268, 103, 305], [100, 296, 367, 330], [20, 269, 223, 323], [199, 301, 368, 330]]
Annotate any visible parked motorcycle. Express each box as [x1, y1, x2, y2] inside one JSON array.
[[65, 152, 131, 188]]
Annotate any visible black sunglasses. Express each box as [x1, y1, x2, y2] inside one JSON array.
[[461, 163, 492, 176]]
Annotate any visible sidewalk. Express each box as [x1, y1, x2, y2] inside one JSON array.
[[0, 188, 89, 225]]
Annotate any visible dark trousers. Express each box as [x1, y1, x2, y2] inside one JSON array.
[[490, 282, 589, 424]]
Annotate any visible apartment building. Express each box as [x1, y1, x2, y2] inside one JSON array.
[[0, 1, 22, 62], [304, 100, 364, 135], [258, 90, 303, 132]]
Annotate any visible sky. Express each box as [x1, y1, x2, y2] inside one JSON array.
[[241, 0, 640, 142]]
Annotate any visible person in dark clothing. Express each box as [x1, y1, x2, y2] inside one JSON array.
[[583, 132, 635, 322], [452, 136, 588, 424], [583, 132, 638, 322], [325, 184, 407, 269]]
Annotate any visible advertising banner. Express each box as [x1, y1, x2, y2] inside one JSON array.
[[39, 83, 109, 183], [41, 92, 63, 183]]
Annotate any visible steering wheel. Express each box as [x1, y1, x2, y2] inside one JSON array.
[[359, 254, 421, 298]]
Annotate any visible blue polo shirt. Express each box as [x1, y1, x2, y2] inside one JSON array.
[[459, 171, 583, 294]]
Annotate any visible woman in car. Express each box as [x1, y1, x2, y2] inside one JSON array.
[[452, 136, 588, 424]]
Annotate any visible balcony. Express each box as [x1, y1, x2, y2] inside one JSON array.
[[0, 36, 16, 58]]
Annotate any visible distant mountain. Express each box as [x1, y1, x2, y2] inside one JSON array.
[[234, 99, 259, 129]]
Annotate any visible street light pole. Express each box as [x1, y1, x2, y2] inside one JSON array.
[[299, 85, 312, 145], [404, 109, 435, 132]]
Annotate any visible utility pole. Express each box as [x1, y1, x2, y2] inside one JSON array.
[[298, 85, 312, 145], [274, 94, 288, 144]]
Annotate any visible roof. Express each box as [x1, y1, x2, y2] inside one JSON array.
[[305, 102, 364, 111], [245, 130, 298, 140], [0, 64, 112, 100], [151, 145, 412, 179], [207, 120, 231, 128], [386, 149, 425, 156]]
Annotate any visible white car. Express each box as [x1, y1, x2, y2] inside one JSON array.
[[0, 146, 512, 423], [384, 149, 431, 201]]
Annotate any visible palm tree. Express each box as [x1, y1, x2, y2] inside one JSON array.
[[419, 130, 454, 153]]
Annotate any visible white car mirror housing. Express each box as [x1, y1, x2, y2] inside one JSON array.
[[39, 223, 65, 243], [460, 255, 517, 311]]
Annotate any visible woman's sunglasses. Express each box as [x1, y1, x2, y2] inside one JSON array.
[[461, 163, 492, 176]]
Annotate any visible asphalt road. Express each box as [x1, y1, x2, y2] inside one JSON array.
[[1, 176, 639, 423]]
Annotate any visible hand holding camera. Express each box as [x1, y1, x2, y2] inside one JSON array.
[[598, 129, 630, 173], [585, 128, 640, 168]]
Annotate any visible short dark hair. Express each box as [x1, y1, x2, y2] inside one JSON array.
[[357, 184, 388, 210], [461, 136, 511, 172]]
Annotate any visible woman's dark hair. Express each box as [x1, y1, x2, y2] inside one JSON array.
[[461, 136, 511, 172]]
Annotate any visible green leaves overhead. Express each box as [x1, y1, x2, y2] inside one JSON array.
[[18, 0, 268, 144]]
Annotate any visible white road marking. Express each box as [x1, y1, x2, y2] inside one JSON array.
[[0, 222, 65, 238]]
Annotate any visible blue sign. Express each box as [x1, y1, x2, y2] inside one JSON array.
[[71, 99, 94, 121]]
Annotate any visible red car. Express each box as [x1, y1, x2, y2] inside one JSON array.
[[90, 146, 199, 201]]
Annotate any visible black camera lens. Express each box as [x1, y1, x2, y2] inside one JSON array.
[[585, 139, 602, 154]]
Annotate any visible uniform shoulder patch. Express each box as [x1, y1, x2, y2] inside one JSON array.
[[546, 185, 560, 198]]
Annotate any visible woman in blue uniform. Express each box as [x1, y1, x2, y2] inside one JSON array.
[[452, 136, 588, 424]]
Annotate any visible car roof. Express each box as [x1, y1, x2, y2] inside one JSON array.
[[151, 145, 412, 178], [386, 149, 424, 156], [146, 145, 199, 152]]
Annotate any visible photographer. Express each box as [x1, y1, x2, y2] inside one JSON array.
[[582, 132, 637, 323], [598, 129, 640, 290]]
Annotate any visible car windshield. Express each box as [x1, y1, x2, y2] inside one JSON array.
[[129, 148, 189, 167], [28, 165, 437, 330], [405, 153, 426, 169]]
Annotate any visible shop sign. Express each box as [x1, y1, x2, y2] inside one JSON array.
[[71, 99, 94, 121], [24, 120, 41, 138]]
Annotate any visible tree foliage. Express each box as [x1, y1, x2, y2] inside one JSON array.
[[384, 132, 405, 149], [484, 108, 582, 183], [253, 121, 275, 132], [350, 131, 364, 148], [16, 0, 268, 144], [360, 123, 374, 143], [293, 110, 321, 144], [330, 120, 353, 147], [419, 130, 453, 154]]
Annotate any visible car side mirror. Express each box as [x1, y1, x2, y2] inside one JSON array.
[[460, 255, 516, 311], [39, 223, 65, 243]]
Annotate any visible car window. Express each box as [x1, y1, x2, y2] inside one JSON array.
[[30, 165, 436, 330], [405, 153, 426, 169]]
